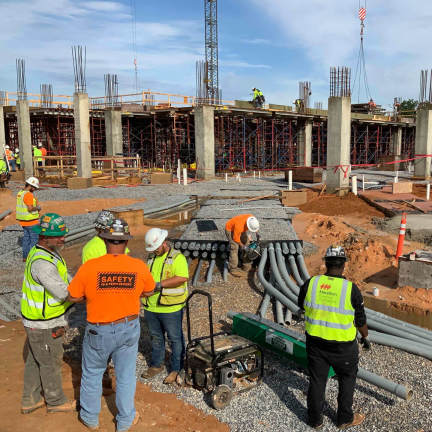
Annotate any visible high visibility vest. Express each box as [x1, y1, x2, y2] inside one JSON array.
[[21, 246, 73, 321], [253, 89, 260, 99], [304, 275, 356, 342], [14, 153, 20, 165], [0, 159, 7, 174], [33, 147, 42, 162], [143, 248, 188, 308], [16, 190, 39, 222]]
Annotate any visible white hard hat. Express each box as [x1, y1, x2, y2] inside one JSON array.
[[15, 148, 19, 152], [5, 145, 9, 149], [38, 143, 42, 147], [145, 227, 168, 252], [247, 216, 260, 232], [324, 245, 347, 260], [26, 176, 40, 189]]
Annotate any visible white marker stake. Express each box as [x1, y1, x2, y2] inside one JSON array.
[[258, 171, 261, 179], [238, 173, 241, 183], [362, 174, 365, 192], [352, 175, 358, 196], [177, 167, 181, 184], [394, 171, 399, 183], [253, 171, 256, 179], [288, 170, 293, 191], [183, 168, 187, 186], [225, 173, 228, 183], [427, 183, 431, 201]]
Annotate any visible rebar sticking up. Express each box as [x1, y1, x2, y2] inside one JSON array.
[[40, 84, 53, 108], [330, 66, 351, 98], [104, 74, 119, 108], [16, 58, 27, 101], [72, 45, 87, 93]]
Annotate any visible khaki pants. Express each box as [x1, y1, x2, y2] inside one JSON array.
[[226, 231, 252, 271]]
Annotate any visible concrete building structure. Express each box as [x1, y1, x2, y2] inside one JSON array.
[[104, 109, 123, 156], [16, 100, 33, 178], [297, 119, 312, 166], [414, 106, 432, 179], [73, 93, 92, 178], [0, 106, 5, 159], [392, 126, 402, 156], [195, 105, 215, 179], [326, 97, 351, 193]]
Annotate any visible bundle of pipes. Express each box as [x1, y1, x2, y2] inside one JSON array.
[[172, 239, 229, 285], [256, 243, 432, 361]]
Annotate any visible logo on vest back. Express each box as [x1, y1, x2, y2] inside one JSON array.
[[320, 283, 331, 291], [97, 272, 136, 290]]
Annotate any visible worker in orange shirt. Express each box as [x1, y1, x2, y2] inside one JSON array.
[[68, 219, 155, 432], [5, 145, 16, 172], [225, 214, 260, 277], [39, 143, 47, 166], [16, 177, 41, 260]]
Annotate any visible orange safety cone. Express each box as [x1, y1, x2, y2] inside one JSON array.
[[395, 212, 407, 261]]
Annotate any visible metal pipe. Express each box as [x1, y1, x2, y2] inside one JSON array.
[[191, 259, 203, 286], [258, 248, 301, 315], [259, 293, 271, 318], [275, 300, 285, 325], [286, 254, 304, 286], [205, 259, 216, 283], [268, 244, 299, 304], [368, 330, 432, 361], [357, 368, 413, 401], [223, 260, 228, 282], [275, 243, 300, 296]]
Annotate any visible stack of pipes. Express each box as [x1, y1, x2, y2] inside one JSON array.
[[256, 242, 432, 361]]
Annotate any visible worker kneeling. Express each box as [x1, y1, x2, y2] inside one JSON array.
[[141, 228, 189, 385], [225, 214, 260, 277], [298, 245, 370, 430], [68, 219, 155, 431]]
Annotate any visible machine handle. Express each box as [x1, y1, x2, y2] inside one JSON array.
[[185, 290, 215, 357]]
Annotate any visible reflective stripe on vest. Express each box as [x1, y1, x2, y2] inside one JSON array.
[[304, 275, 356, 342], [33, 148, 42, 162], [21, 246, 72, 321], [16, 190, 39, 221], [143, 248, 188, 307]]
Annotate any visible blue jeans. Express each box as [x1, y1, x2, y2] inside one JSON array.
[[9, 159, 16, 171], [22, 226, 39, 259], [80, 318, 140, 431], [144, 309, 185, 372]]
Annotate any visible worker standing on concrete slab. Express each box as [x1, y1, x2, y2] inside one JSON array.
[[21, 213, 76, 415], [68, 219, 155, 431], [141, 227, 189, 385], [16, 177, 41, 261], [0, 156, 10, 188], [14, 148, 21, 170], [5, 145, 16, 172], [225, 214, 260, 277], [298, 245, 370, 430], [39, 143, 47, 166], [82, 210, 129, 263]]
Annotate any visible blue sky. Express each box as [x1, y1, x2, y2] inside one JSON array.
[[0, 0, 430, 110]]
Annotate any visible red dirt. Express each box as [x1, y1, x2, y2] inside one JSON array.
[[0, 321, 228, 432]]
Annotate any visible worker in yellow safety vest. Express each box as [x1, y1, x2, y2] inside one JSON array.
[[14, 148, 21, 170], [16, 176, 41, 260], [141, 227, 189, 385], [5, 145, 16, 171], [21, 213, 76, 414], [82, 210, 130, 263], [252, 88, 264, 108], [33, 144, 43, 168], [298, 245, 369, 430], [0, 157, 9, 188]]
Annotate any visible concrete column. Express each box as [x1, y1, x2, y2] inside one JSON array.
[[414, 106, 432, 179], [297, 119, 312, 166], [0, 106, 5, 159], [194, 105, 215, 179], [16, 100, 33, 178], [105, 110, 123, 156], [73, 92, 92, 178], [326, 97, 351, 193], [391, 126, 402, 155]]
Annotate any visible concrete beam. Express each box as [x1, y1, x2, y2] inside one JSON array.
[[297, 119, 312, 166], [194, 105, 215, 179], [0, 106, 5, 159], [16, 100, 33, 178], [414, 106, 432, 179], [326, 96, 351, 193], [391, 126, 402, 156], [73, 92, 92, 178], [105, 110, 123, 156]]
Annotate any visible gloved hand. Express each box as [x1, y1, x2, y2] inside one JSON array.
[[360, 337, 371, 351], [154, 282, 162, 292]]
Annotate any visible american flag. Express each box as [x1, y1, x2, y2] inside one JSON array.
[[359, 7, 366, 21]]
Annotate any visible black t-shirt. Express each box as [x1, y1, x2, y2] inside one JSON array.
[[298, 274, 367, 343]]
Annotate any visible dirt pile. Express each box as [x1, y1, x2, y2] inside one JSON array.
[[304, 215, 354, 243]]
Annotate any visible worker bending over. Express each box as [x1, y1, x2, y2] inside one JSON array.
[[141, 228, 189, 385], [225, 214, 260, 277], [68, 219, 155, 431], [21, 213, 75, 415], [16, 177, 41, 261], [252, 88, 265, 108], [298, 246, 370, 430]]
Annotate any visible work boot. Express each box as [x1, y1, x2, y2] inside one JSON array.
[[47, 400, 76, 413], [117, 412, 140, 432], [229, 269, 242, 278], [141, 365, 164, 379], [338, 413, 365, 429], [163, 371, 179, 385], [78, 415, 99, 430], [21, 399, 45, 414]]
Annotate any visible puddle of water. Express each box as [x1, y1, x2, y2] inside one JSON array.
[[144, 205, 197, 228]]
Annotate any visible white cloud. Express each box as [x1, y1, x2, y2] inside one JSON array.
[[223, 60, 271, 69], [84, 1, 124, 12]]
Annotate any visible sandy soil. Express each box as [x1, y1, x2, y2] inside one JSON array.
[[0, 321, 228, 432], [0, 196, 147, 229]]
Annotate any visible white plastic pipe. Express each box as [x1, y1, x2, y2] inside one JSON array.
[[288, 170, 292, 191], [394, 172, 399, 183], [183, 168, 187, 186], [352, 175, 358, 195], [427, 183, 430, 201]]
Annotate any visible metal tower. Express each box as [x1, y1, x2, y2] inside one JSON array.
[[204, 0, 219, 104]]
